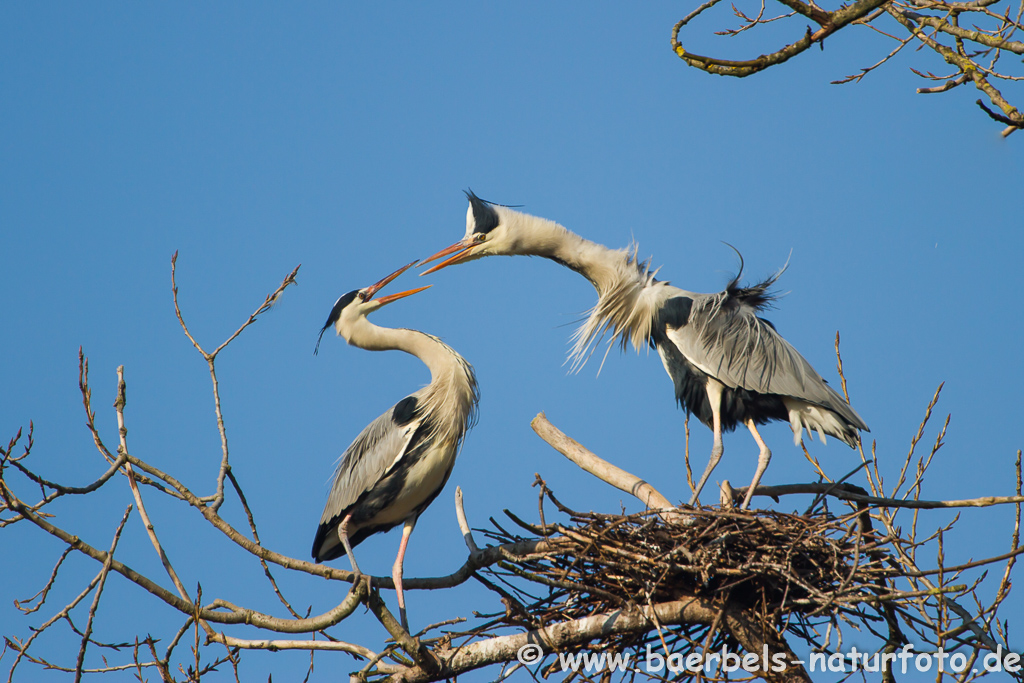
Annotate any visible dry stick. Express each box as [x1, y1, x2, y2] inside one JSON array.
[[365, 590, 441, 676], [226, 470, 303, 619], [203, 581, 370, 659], [833, 334, 881, 498], [990, 450, 1022, 615], [239, 636, 403, 681], [3, 449, 127, 499], [854, 498, 905, 678], [455, 486, 480, 554], [734, 481, 1024, 510], [114, 367, 193, 608], [210, 631, 391, 671], [10, 655, 162, 677], [164, 617, 195, 669], [881, 512, 1001, 653], [14, 548, 73, 615], [74, 506, 132, 683], [79, 351, 193, 503], [502, 509, 550, 537], [125, 448, 570, 591], [0, 446, 131, 530], [918, 72, 971, 93], [5, 552, 106, 681], [5, 472, 566, 625], [78, 352, 115, 466], [672, 0, 890, 76], [358, 621, 470, 682], [530, 413, 682, 522], [212, 637, 381, 658], [535, 482, 547, 536], [386, 595, 810, 683], [170, 252, 300, 513], [887, 3, 1024, 134], [191, 584, 203, 680]]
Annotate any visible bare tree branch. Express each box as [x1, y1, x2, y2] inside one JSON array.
[[669, 0, 1024, 134]]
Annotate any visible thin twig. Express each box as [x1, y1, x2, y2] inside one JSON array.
[[75, 506, 132, 682]]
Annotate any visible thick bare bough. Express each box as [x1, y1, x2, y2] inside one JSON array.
[[671, 0, 1024, 136], [1, 259, 1022, 681]]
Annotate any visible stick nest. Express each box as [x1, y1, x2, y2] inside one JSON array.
[[480, 502, 894, 648]]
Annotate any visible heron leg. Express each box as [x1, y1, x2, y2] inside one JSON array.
[[740, 419, 772, 510], [338, 513, 364, 585], [392, 516, 418, 633], [689, 380, 724, 507]]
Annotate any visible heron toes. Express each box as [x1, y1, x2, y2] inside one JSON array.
[[349, 570, 372, 596], [688, 441, 726, 506], [740, 444, 772, 510]]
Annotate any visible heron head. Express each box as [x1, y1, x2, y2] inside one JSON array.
[[419, 190, 522, 275], [314, 261, 430, 354]]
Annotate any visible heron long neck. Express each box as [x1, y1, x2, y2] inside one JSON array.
[[507, 210, 666, 368], [346, 320, 478, 436], [348, 323, 454, 381], [506, 211, 635, 296]]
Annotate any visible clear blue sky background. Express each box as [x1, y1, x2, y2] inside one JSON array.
[[2, 4, 1021, 682]]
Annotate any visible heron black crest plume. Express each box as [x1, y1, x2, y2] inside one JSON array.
[[419, 193, 869, 510], [311, 266, 478, 631], [315, 290, 358, 355], [464, 190, 501, 235], [721, 244, 788, 313]]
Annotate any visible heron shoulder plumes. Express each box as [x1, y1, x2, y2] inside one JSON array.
[[421, 191, 869, 510], [312, 261, 478, 631]]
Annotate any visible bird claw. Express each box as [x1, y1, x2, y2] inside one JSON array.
[[350, 570, 372, 595]]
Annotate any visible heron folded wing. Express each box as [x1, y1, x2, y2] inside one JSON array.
[[666, 295, 868, 431], [318, 399, 424, 528]]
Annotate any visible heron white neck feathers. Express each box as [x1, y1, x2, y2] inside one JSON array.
[[486, 206, 674, 372], [337, 317, 478, 446]]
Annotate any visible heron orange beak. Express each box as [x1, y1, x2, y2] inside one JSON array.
[[365, 261, 432, 307], [419, 238, 479, 276], [374, 285, 431, 307]]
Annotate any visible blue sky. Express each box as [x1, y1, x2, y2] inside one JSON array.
[[2, 4, 1022, 682]]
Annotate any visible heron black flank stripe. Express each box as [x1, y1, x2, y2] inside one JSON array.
[[312, 261, 478, 631], [420, 191, 868, 510]]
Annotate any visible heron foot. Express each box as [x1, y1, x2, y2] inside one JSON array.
[[349, 570, 372, 596], [740, 446, 771, 510], [688, 440, 725, 507]]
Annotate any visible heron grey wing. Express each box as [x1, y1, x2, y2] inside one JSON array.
[[665, 296, 867, 429], [318, 403, 424, 527]]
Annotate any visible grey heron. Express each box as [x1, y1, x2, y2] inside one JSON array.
[[421, 192, 867, 510], [312, 261, 479, 630]]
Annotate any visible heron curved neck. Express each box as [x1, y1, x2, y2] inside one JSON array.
[[503, 208, 668, 365], [344, 321, 456, 383], [507, 211, 631, 296], [344, 318, 478, 439]]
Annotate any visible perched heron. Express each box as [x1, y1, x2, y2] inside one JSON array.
[[421, 192, 867, 510], [312, 261, 479, 630]]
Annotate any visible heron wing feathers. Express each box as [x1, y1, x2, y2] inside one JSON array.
[[666, 292, 868, 430], [318, 397, 424, 528]]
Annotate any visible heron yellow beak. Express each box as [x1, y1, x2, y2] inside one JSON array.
[[419, 238, 479, 275], [365, 261, 432, 307]]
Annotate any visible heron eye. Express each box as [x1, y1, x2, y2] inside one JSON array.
[[475, 233, 486, 242], [357, 291, 367, 301]]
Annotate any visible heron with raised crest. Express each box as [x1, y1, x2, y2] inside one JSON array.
[[421, 192, 867, 509], [312, 261, 478, 630]]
